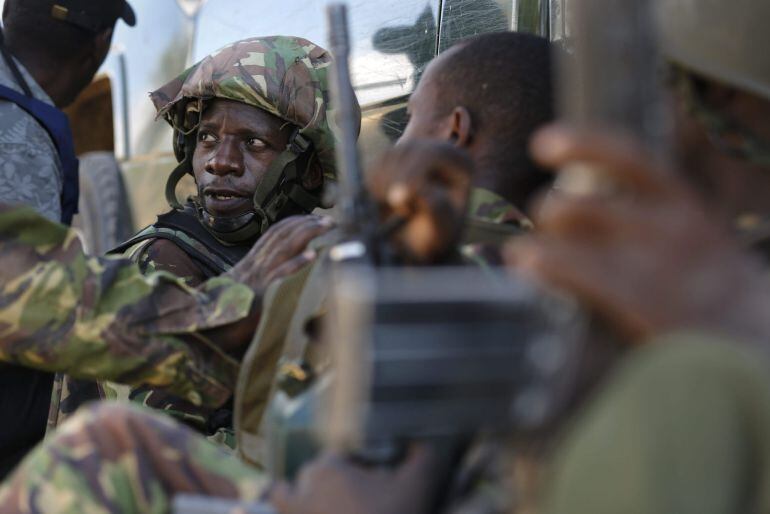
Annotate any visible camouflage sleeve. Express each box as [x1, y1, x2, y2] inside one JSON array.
[[0, 403, 267, 514], [0, 205, 254, 407]]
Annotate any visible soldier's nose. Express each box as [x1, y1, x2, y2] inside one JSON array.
[[207, 141, 244, 176]]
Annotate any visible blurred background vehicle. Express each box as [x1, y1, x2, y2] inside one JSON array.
[[1, 0, 565, 250]]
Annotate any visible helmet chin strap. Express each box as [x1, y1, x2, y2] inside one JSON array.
[[166, 128, 322, 245], [195, 203, 263, 244]]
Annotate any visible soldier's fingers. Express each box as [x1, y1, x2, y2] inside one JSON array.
[[505, 237, 653, 340], [386, 160, 471, 221], [530, 124, 680, 198], [265, 217, 334, 266], [264, 249, 318, 284], [533, 193, 633, 240], [371, 141, 472, 209], [250, 215, 317, 256]]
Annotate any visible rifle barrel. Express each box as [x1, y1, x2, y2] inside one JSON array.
[[326, 4, 369, 233]]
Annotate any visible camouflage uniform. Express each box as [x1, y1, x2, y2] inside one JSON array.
[[0, 204, 251, 407], [0, 403, 266, 514], [0, 188, 525, 514], [47, 36, 343, 448]]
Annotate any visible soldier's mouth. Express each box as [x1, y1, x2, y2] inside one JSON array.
[[209, 193, 240, 201], [203, 188, 252, 215]]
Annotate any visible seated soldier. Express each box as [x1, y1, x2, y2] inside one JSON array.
[[50, 36, 349, 445]]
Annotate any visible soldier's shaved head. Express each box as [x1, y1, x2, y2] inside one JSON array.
[[402, 32, 554, 210]]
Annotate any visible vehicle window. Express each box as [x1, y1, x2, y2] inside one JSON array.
[[438, 0, 552, 53], [438, 0, 512, 52], [194, 0, 440, 108]]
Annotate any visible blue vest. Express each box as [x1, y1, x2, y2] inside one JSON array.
[[0, 84, 80, 225]]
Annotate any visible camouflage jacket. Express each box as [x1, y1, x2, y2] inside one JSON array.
[[0, 204, 253, 410], [461, 188, 532, 268], [98, 204, 254, 449]]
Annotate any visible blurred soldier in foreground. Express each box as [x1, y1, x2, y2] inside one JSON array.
[[50, 36, 344, 448], [0, 0, 136, 478], [517, 0, 770, 511], [0, 32, 555, 514]]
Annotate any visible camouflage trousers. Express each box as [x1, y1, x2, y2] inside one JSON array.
[[0, 403, 267, 514]]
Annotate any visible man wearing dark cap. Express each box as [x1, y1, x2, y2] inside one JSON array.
[[0, 0, 135, 477]]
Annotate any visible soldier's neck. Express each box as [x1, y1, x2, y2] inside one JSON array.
[[472, 168, 530, 215]]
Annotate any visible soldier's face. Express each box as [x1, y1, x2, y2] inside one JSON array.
[[399, 62, 443, 144], [193, 99, 293, 218], [399, 50, 460, 145]]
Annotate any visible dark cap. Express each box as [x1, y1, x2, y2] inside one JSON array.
[[51, 0, 136, 32]]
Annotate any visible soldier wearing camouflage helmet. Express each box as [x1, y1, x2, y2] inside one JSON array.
[[53, 36, 350, 448], [114, 35, 344, 284]]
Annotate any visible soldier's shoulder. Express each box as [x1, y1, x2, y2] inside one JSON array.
[[618, 332, 770, 390], [140, 237, 208, 286]]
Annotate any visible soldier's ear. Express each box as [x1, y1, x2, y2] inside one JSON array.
[[448, 106, 472, 149], [301, 153, 324, 191]]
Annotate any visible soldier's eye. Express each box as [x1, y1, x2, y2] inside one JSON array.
[[247, 138, 267, 150], [199, 132, 217, 143]]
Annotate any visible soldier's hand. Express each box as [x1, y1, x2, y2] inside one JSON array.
[[229, 215, 335, 291], [270, 448, 435, 514], [367, 140, 473, 264], [202, 215, 334, 356], [505, 124, 770, 344]]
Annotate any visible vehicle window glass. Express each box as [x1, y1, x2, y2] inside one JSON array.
[[194, 0, 440, 108], [549, 0, 575, 50], [438, 0, 552, 53], [438, 0, 512, 53]]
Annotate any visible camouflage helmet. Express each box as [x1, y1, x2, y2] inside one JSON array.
[[655, 0, 770, 101], [150, 36, 358, 243]]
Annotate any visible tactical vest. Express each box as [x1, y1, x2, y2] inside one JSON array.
[[106, 202, 252, 440], [111, 201, 252, 278]]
